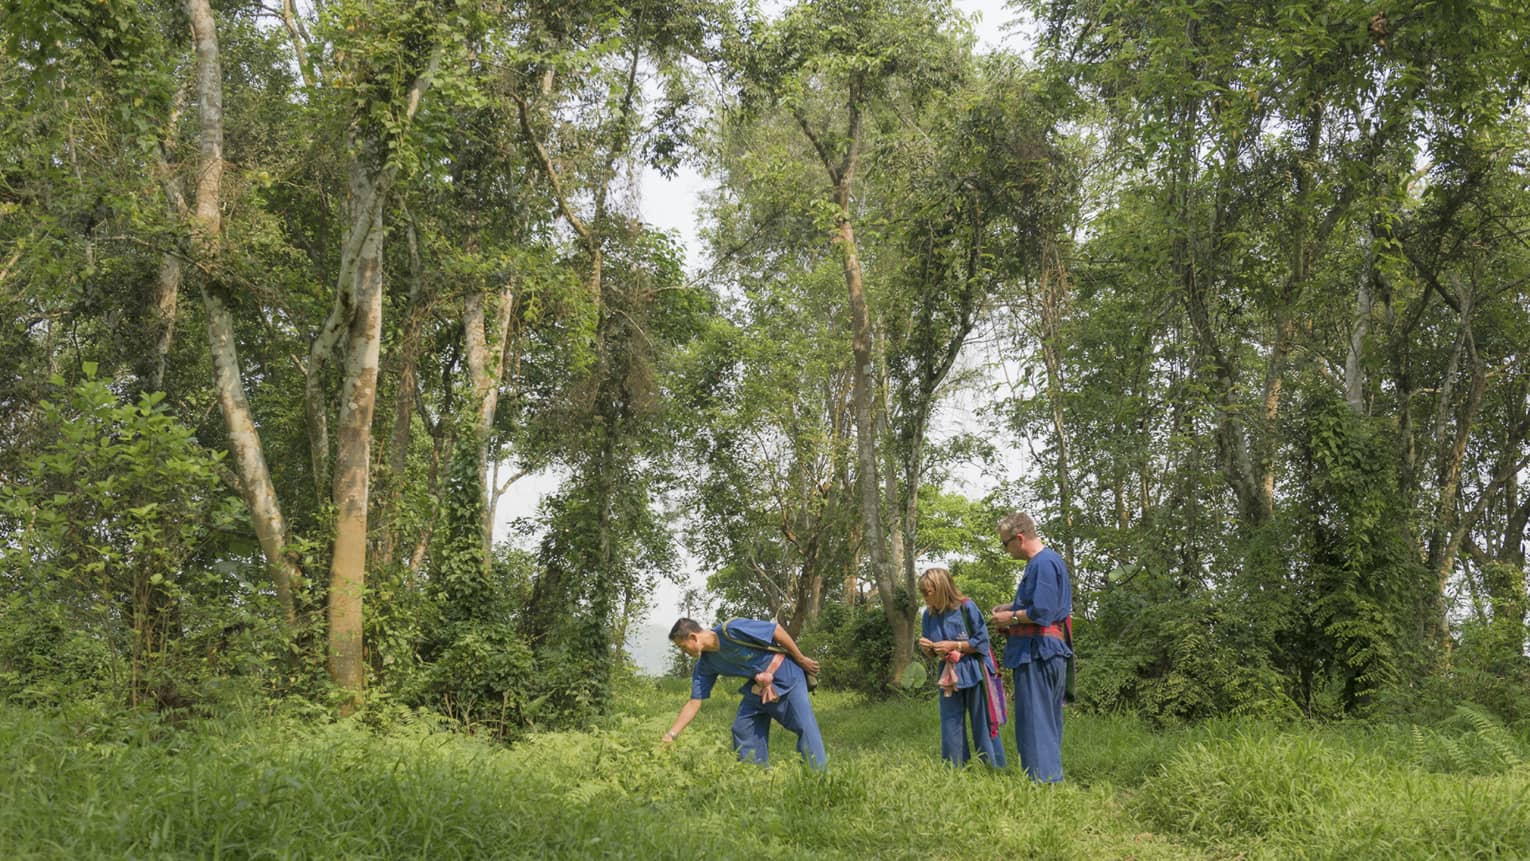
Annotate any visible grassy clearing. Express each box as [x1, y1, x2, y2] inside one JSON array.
[[3, 681, 1528, 859]]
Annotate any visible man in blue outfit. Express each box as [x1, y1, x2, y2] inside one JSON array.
[[661, 617, 826, 769], [990, 512, 1073, 783]]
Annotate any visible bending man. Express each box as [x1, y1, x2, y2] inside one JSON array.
[[662, 617, 826, 770]]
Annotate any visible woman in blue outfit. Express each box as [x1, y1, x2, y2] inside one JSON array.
[[661, 617, 827, 770], [990, 512, 1073, 783], [917, 567, 1007, 768]]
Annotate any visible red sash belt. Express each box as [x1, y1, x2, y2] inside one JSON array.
[[1004, 616, 1071, 640], [752, 652, 786, 703]]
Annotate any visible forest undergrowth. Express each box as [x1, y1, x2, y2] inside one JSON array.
[[3, 677, 1529, 860]]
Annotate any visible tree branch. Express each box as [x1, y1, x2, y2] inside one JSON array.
[[512, 91, 594, 247]]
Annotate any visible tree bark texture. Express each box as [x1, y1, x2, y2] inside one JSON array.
[[185, 0, 299, 628], [327, 159, 386, 709], [322, 47, 439, 709], [463, 281, 516, 565], [798, 80, 915, 685], [1345, 232, 1376, 415], [840, 206, 909, 682], [144, 84, 188, 397], [376, 223, 429, 569]]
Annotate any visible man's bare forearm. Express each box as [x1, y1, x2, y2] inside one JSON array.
[[662, 697, 703, 742]]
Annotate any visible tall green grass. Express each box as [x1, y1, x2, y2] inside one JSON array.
[[1137, 727, 1530, 859], [3, 682, 1527, 859]]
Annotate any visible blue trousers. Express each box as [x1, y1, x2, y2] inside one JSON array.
[[938, 683, 1007, 768], [1012, 655, 1066, 782], [731, 664, 826, 770]]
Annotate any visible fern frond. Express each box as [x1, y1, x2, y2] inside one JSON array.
[[1455, 704, 1522, 768], [1438, 734, 1467, 772], [1409, 725, 1428, 768]]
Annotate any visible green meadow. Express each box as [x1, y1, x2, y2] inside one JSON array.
[[4, 680, 1528, 860]]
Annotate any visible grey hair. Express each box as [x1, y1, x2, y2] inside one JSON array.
[[997, 511, 1037, 540]]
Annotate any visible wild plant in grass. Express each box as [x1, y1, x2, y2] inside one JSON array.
[[1137, 732, 1355, 843], [1408, 703, 1526, 774]]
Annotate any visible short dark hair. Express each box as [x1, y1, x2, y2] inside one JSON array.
[[669, 618, 704, 641]]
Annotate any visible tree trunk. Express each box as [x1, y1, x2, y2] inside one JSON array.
[[463, 281, 516, 566], [1256, 315, 1294, 516], [881, 366, 909, 596], [1345, 233, 1375, 414], [409, 400, 455, 576], [787, 535, 825, 638], [278, 0, 314, 89], [898, 415, 925, 649], [327, 158, 386, 712], [305, 315, 341, 503], [323, 48, 439, 711], [185, 0, 299, 629], [375, 221, 429, 569], [1184, 269, 1268, 525], [841, 203, 908, 683], [799, 81, 912, 686], [148, 250, 181, 395], [144, 84, 188, 398], [1425, 284, 1486, 648]]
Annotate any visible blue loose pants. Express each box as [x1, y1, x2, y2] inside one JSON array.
[[731, 661, 826, 770], [1013, 655, 1066, 782], [938, 683, 1007, 768]]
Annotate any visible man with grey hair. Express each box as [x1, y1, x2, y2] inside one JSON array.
[[990, 511, 1073, 782]]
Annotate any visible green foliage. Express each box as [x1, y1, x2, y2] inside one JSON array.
[[520, 221, 702, 723], [1403, 704, 1527, 775], [7, 684, 1530, 859], [1004, 0, 1530, 728], [1137, 619, 1301, 725], [0, 598, 117, 706], [0, 370, 276, 709], [394, 442, 543, 737], [430, 442, 494, 622], [0, 0, 1525, 743], [1083, 567, 1301, 723], [1288, 391, 1433, 712], [794, 601, 897, 697], [916, 486, 1021, 611], [1373, 620, 1530, 728], [418, 620, 537, 735], [1139, 726, 1530, 857]]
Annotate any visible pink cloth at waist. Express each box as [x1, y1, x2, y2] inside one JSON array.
[[751, 652, 787, 703]]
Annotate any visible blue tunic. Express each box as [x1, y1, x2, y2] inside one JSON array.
[[1002, 546, 1072, 783], [922, 599, 1007, 768], [1000, 546, 1073, 668], [690, 619, 826, 770], [920, 599, 992, 690], [690, 618, 785, 700]]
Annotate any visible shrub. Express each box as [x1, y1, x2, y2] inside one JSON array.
[[419, 621, 537, 736], [0, 368, 273, 711], [795, 600, 897, 696]]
